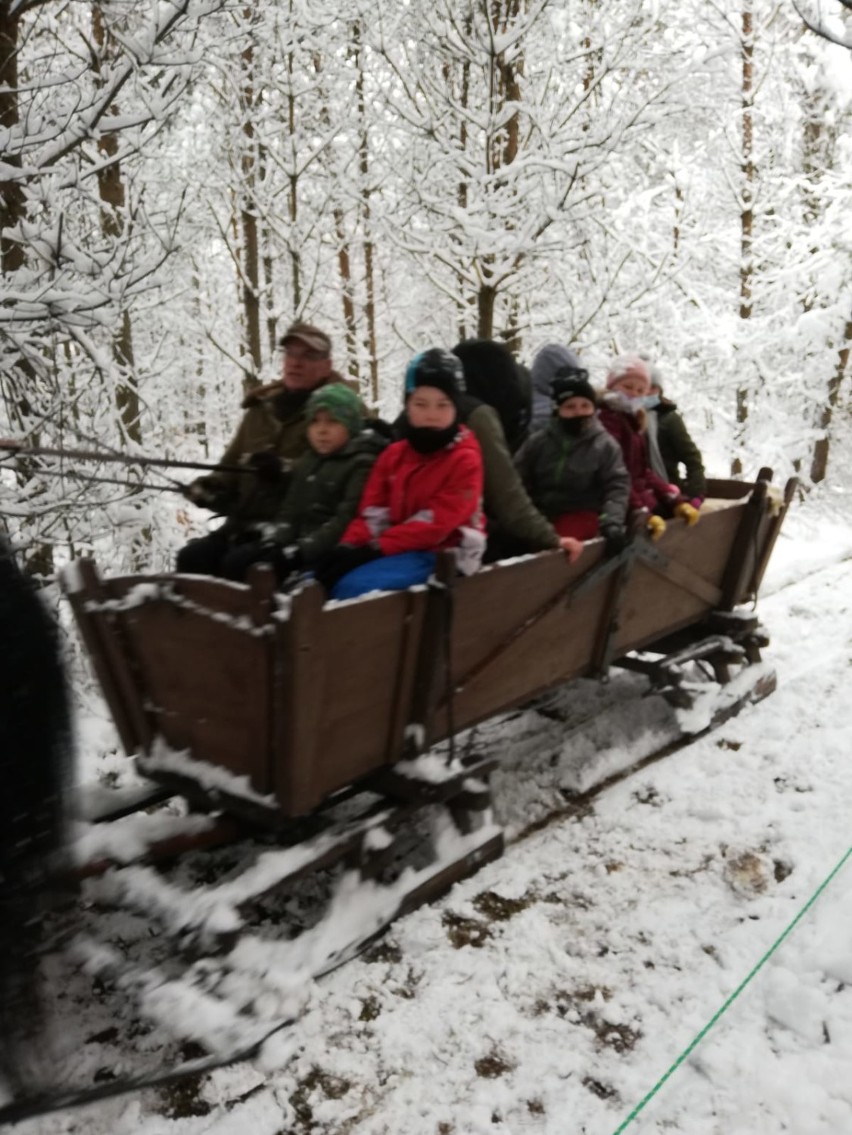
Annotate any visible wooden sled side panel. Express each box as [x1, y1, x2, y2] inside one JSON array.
[[63, 563, 277, 796], [273, 584, 428, 816], [611, 502, 740, 655], [436, 545, 608, 735]]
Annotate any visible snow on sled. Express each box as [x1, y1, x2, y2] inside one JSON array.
[[0, 469, 793, 1122]]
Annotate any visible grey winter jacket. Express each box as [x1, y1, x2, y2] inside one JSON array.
[[529, 344, 582, 433], [514, 416, 630, 527]]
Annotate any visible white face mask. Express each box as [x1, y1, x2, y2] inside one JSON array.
[[608, 390, 644, 413]]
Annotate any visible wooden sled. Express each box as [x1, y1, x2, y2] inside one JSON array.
[[0, 468, 792, 1120], [64, 469, 794, 815]]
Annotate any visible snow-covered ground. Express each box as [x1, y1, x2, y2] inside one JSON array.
[[16, 492, 852, 1135]]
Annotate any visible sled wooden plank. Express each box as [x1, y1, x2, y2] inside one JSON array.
[[448, 546, 600, 680], [718, 472, 771, 610], [588, 551, 636, 676], [406, 553, 456, 751], [447, 549, 620, 701], [432, 553, 608, 736], [277, 582, 326, 816], [72, 779, 175, 823], [69, 561, 154, 755], [277, 587, 420, 813], [117, 581, 274, 794], [704, 477, 755, 500], [748, 475, 798, 599], [610, 504, 745, 657], [383, 587, 429, 762], [74, 815, 243, 879], [635, 544, 723, 608]]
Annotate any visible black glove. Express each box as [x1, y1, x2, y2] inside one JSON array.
[[600, 523, 628, 557], [247, 451, 284, 482], [278, 545, 303, 575], [313, 545, 381, 592], [182, 478, 230, 513]]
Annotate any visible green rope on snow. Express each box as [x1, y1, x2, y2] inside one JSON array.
[[611, 843, 852, 1135]]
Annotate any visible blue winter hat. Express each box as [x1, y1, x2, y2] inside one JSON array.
[[404, 348, 466, 406]]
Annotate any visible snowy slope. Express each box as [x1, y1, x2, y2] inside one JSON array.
[[17, 495, 852, 1135]]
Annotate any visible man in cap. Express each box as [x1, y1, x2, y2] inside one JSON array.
[[177, 320, 357, 575]]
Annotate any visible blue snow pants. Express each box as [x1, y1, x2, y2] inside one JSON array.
[[329, 551, 437, 601]]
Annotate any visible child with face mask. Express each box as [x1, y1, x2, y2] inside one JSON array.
[[514, 367, 631, 556], [313, 348, 486, 600], [598, 354, 700, 540]]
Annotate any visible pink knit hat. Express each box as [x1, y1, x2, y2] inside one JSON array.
[[606, 353, 652, 392]]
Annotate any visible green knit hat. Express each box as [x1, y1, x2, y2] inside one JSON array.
[[305, 384, 364, 437]]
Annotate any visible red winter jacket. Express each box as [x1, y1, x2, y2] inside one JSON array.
[[342, 426, 486, 574], [598, 396, 684, 515]]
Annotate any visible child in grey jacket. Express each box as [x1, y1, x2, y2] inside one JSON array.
[[514, 368, 630, 555]]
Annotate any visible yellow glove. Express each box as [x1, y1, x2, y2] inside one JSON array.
[[647, 514, 666, 541], [674, 502, 700, 527]]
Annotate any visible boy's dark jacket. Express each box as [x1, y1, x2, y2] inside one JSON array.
[[654, 398, 706, 500], [463, 400, 559, 551], [193, 373, 357, 527], [514, 416, 630, 526], [266, 427, 387, 563]]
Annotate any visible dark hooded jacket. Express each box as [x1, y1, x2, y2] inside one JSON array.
[[462, 400, 560, 553], [265, 427, 387, 564], [653, 398, 706, 500], [514, 416, 630, 527]]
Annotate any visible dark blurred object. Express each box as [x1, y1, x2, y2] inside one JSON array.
[[452, 338, 531, 453], [0, 539, 74, 1095], [182, 479, 221, 509], [247, 451, 284, 482], [600, 523, 628, 556], [313, 544, 380, 592]]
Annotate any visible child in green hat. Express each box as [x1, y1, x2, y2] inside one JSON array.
[[223, 384, 387, 583]]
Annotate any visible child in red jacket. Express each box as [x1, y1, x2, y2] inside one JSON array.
[[597, 354, 699, 540], [314, 349, 486, 599]]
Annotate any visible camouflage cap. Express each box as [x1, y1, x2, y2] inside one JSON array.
[[279, 321, 332, 356]]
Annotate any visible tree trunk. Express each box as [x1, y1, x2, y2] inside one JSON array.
[[333, 203, 359, 382], [286, 25, 301, 312], [477, 278, 497, 340], [810, 315, 852, 484], [350, 23, 376, 401], [454, 10, 473, 340], [238, 12, 262, 387], [733, 0, 754, 477], [92, 4, 141, 445]]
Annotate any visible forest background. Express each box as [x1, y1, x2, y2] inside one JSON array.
[[1, 0, 851, 580]]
